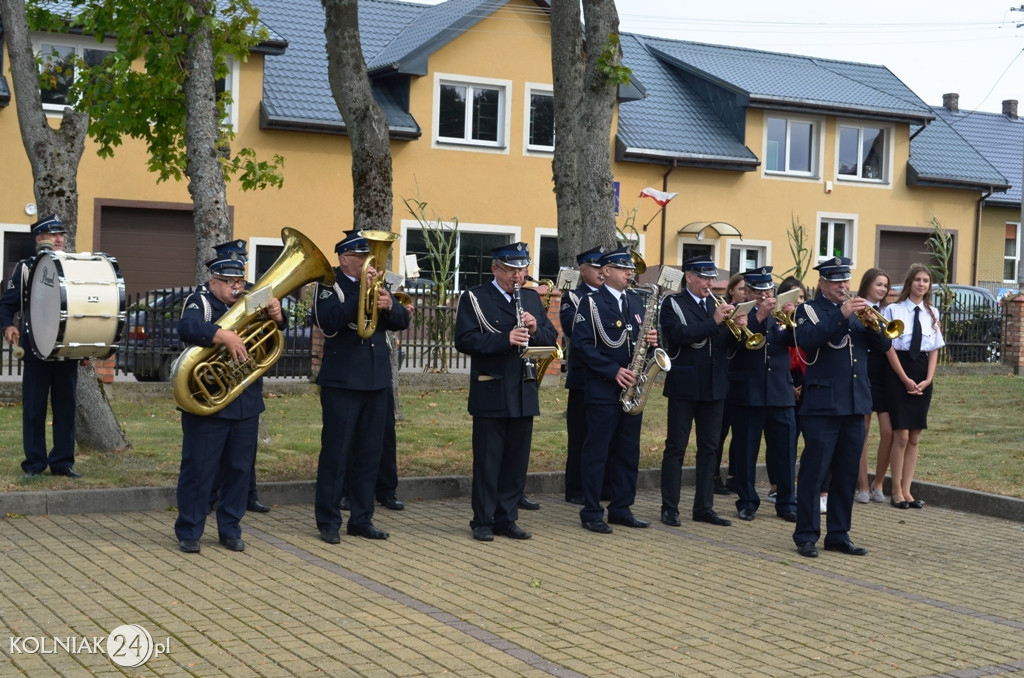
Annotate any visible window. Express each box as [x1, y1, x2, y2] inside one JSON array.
[[214, 58, 240, 131], [404, 227, 512, 292], [525, 85, 554, 152], [765, 116, 817, 176], [818, 217, 853, 261], [435, 75, 508, 148], [728, 243, 768, 277], [537, 234, 559, 281], [38, 39, 114, 111], [838, 124, 888, 181], [1006, 222, 1021, 282]]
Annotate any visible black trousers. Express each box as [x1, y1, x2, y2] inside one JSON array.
[[732, 405, 797, 515], [342, 387, 399, 501], [315, 387, 386, 532], [470, 416, 532, 529], [175, 413, 257, 541], [563, 388, 585, 500], [21, 358, 78, 474], [579, 403, 642, 523], [661, 397, 724, 517], [793, 414, 863, 546]]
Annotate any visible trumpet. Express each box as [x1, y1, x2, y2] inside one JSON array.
[[711, 295, 765, 349], [772, 307, 797, 330], [841, 291, 903, 339]]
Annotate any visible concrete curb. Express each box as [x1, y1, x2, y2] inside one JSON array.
[[3, 466, 1022, 522]]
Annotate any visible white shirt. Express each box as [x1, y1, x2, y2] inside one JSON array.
[[883, 299, 945, 353]]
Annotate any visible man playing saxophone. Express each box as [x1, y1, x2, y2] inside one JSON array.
[[175, 240, 286, 554], [313, 230, 410, 544], [454, 242, 558, 542], [571, 247, 659, 534]]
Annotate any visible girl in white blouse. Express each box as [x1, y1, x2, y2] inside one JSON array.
[[882, 264, 945, 509]]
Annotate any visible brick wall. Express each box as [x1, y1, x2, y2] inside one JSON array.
[[1004, 295, 1024, 375]]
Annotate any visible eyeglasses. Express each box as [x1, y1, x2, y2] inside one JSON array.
[[213, 277, 245, 287]]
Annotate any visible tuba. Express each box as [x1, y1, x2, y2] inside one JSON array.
[[172, 228, 335, 416], [358, 230, 401, 339]]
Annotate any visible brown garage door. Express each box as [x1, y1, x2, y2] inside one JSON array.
[[98, 206, 195, 298], [877, 230, 949, 283]]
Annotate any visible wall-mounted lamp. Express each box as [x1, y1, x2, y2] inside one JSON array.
[[696, 231, 705, 241], [25, 203, 37, 216]]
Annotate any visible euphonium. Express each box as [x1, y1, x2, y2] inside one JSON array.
[[711, 294, 765, 349], [842, 291, 904, 339], [525, 277, 562, 386], [172, 228, 335, 416], [620, 283, 671, 415], [358, 230, 401, 339]]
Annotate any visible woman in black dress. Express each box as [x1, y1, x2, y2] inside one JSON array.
[[883, 264, 944, 509], [855, 268, 894, 504]]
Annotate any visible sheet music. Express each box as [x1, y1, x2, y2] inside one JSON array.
[[657, 267, 684, 292], [730, 300, 757, 319], [556, 268, 580, 290], [245, 286, 273, 314], [774, 288, 802, 309]]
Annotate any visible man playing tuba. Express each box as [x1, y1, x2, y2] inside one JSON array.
[[175, 240, 286, 554], [312, 230, 410, 545]]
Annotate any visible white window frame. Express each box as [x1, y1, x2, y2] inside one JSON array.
[[34, 34, 115, 115], [216, 57, 241, 133], [835, 121, 893, 185], [815, 212, 858, 266], [399, 219, 520, 292], [726, 239, 772, 277], [533, 227, 558, 281], [432, 72, 511, 154], [249, 236, 284, 284], [523, 83, 554, 156], [763, 114, 822, 179], [1005, 221, 1021, 283], [675, 237, 720, 271]]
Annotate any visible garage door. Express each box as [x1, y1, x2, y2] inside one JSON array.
[[877, 230, 949, 283], [98, 206, 195, 298]]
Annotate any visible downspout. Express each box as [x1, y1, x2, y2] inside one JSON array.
[[658, 160, 677, 267], [973, 190, 991, 286]]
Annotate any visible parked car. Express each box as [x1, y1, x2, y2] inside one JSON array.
[[117, 287, 313, 381], [889, 283, 1002, 363]]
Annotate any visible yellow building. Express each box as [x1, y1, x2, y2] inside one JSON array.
[[0, 0, 1011, 299]]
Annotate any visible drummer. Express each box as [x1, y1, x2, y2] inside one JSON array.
[[0, 214, 83, 479]]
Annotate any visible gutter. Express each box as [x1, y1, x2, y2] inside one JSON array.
[[658, 161, 677, 269], [973, 190, 992, 286]]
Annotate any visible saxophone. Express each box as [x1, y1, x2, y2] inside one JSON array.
[[619, 284, 672, 415]]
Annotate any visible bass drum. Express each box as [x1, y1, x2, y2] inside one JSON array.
[[26, 251, 126, 360]]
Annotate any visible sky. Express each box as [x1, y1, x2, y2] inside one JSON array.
[[611, 0, 1024, 114]]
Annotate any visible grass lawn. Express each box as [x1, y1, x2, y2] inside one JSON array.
[[1, 371, 1022, 498]]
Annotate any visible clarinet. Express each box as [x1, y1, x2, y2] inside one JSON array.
[[513, 282, 538, 382]]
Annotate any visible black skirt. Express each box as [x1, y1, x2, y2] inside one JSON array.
[[867, 348, 890, 413], [885, 351, 932, 430]]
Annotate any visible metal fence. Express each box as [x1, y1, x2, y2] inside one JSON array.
[[394, 290, 469, 372]]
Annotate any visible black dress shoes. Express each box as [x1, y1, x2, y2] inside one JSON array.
[[50, 467, 82, 478], [824, 541, 868, 556], [713, 478, 731, 495], [219, 536, 245, 552], [908, 499, 925, 509], [319, 529, 341, 544], [891, 499, 910, 509], [566, 495, 585, 506], [660, 510, 681, 527], [494, 522, 532, 539], [179, 539, 200, 554], [608, 514, 651, 528], [472, 526, 494, 542], [778, 511, 797, 522], [338, 496, 351, 511], [693, 511, 732, 526], [737, 509, 756, 521], [379, 495, 405, 511], [247, 500, 270, 513], [797, 542, 818, 558], [347, 524, 389, 540], [581, 520, 613, 534], [518, 496, 540, 510]]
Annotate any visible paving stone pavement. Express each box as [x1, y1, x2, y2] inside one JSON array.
[[2, 487, 1024, 678]]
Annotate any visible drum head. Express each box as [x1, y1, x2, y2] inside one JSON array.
[[27, 253, 65, 359]]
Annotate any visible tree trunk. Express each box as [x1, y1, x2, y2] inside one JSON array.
[[550, 0, 622, 263], [184, 0, 233, 284], [1, 0, 130, 453], [323, 0, 394, 233]]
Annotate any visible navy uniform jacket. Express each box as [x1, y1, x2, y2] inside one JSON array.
[[313, 271, 410, 391], [660, 292, 736, 401], [0, 257, 31, 355], [178, 282, 287, 420], [794, 293, 891, 417], [570, 285, 645, 406], [728, 309, 795, 407], [560, 282, 598, 390], [455, 282, 558, 418]]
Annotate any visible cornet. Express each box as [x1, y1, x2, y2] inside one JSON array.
[[711, 294, 765, 350], [840, 291, 903, 339]]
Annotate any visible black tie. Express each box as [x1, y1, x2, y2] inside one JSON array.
[[909, 306, 922, 360], [620, 295, 628, 318], [699, 298, 707, 316]]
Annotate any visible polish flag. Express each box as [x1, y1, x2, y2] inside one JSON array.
[[638, 187, 678, 206]]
